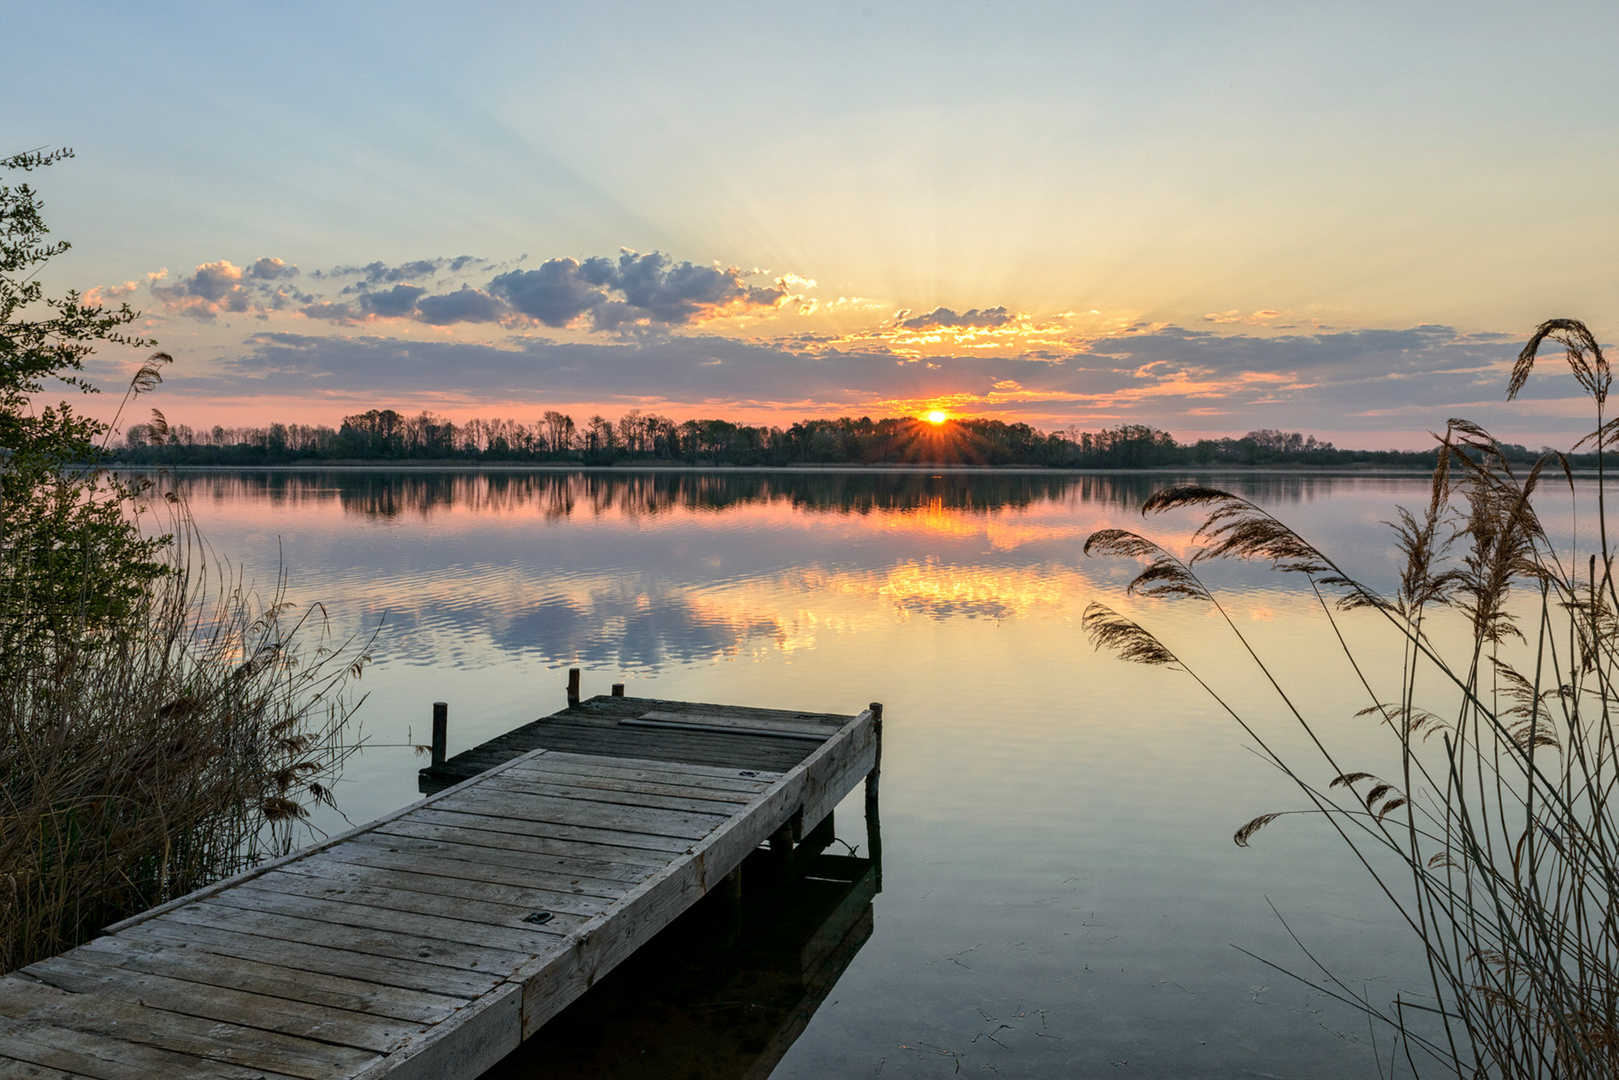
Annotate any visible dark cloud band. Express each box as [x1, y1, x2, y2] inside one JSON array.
[[148, 323, 1552, 436]]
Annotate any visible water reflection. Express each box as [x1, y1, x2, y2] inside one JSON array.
[[482, 848, 879, 1080], [160, 468, 1433, 673], [168, 467, 1386, 524], [167, 466, 1474, 1077]]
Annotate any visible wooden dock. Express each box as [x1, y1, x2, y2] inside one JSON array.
[[0, 691, 881, 1079], [488, 849, 879, 1079]]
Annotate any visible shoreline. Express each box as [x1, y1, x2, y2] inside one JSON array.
[[108, 461, 1447, 477]]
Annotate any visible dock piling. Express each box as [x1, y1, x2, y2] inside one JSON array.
[[567, 667, 581, 706], [866, 702, 883, 891], [611, 682, 625, 696], [769, 823, 795, 882], [431, 701, 447, 767]]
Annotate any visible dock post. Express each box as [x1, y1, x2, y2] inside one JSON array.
[[567, 668, 581, 706], [865, 702, 883, 892], [721, 865, 743, 948], [769, 823, 794, 882], [611, 682, 625, 697], [431, 702, 448, 768]]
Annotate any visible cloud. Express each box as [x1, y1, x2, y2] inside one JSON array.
[[152, 260, 250, 319], [489, 250, 795, 331], [896, 306, 1014, 330], [796, 295, 885, 316], [152, 258, 308, 320], [299, 301, 359, 323], [416, 285, 507, 324], [357, 283, 428, 318], [81, 280, 141, 307], [299, 284, 509, 326], [188, 260, 246, 303], [612, 251, 788, 325], [333, 258, 452, 288], [246, 257, 298, 280], [1203, 308, 1284, 325], [184, 248, 802, 333], [489, 258, 614, 327]]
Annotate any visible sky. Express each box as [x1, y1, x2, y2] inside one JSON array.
[[7, 1, 1619, 449]]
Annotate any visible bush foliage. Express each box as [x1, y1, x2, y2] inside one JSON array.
[[0, 149, 369, 972]]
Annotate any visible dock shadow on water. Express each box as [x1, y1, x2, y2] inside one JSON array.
[[481, 840, 879, 1080]]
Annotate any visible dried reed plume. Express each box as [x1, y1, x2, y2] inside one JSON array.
[[0, 503, 371, 973], [1086, 318, 1619, 1078]]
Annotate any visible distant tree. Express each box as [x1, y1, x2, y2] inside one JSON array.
[[541, 410, 576, 454], [586, 415, 614, 456], [338, 408, 405, 458]]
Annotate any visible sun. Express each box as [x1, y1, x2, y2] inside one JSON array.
[[925, 410, 948, 425]]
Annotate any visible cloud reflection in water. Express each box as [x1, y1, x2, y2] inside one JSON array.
[[166, 468, 1412, 673]]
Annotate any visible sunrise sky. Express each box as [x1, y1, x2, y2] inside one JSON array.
[[9, 2, 1619, 448]]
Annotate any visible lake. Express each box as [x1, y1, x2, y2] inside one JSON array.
[[169, 466, 1498, 1078]]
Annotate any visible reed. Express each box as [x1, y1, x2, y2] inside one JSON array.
[[1086, 319, 1619, 1077], [0, 505, 370, 973]]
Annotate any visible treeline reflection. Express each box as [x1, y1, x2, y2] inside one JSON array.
[[167, 468, 1377, 521]]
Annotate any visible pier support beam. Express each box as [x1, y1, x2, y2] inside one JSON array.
[[567, 667, 581, 706], [721, 865, 743, 948], [431, 701, 448, 768], [769, 823, 794, 882], [865, 702, 883, 892]]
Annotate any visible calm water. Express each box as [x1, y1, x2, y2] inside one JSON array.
[[169, 467, 1514, 1079]]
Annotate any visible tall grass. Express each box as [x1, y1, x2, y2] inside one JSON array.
[[1085, 319, 1619, 1077], [0, 503, 370, 973]]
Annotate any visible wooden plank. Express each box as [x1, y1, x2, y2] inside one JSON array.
[[483, 771, 758, 809], [20, 954, 417, 1055], [510, 753, 780, 791], [619, 717, 828, 742], [0, 1014, 305, 1080], [204, 886, 567, 957], [67, 934, 464, 1024], [581, 696, 847, 724], [314, 832, 650, 895], [802, 738, 878, 831], [523, 707, 843, 754], [404, 807, 697, 855], [542, 721, 821, 758], [238, 868, 601, 932], [274, 855, 617, 919], [515, 707, 877, 1038], [0, 1058, 89, 1079], [154, 900, 535, 975], [115, 920, 499, 999], [524, 746, 788, 782], [0, 976, 377, 1080], [498, 759, 778, 796], [342, 827, 659, 882], [432, 786, 729, 838], [374, 818, 670, 873], [349, 985, 521, 1080], [102, 745, 559, 936], [637, 709, 842, 737]]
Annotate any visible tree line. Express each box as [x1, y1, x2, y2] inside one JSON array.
[[114, 408, 1553, 469]]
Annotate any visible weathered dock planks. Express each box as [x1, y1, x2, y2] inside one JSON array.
[[417, 694, 853, 794], [0, 696, 881, 1079], [482, 849, 879, 1079]]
